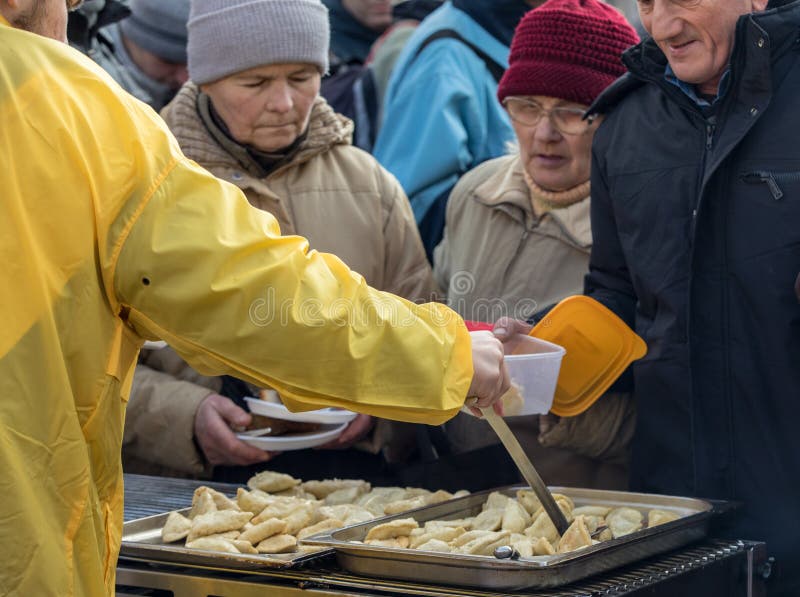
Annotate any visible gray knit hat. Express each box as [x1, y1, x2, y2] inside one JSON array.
[[187, 0, 330, 85], [120, 0, 191, 64]]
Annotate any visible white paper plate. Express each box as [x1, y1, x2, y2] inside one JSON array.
[[236, 422, 348, 451], [245, 397, 358, 425]]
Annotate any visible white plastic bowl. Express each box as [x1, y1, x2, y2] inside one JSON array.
[[503, 335, 566, 416]]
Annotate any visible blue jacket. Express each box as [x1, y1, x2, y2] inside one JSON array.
[[374, 2, 516, 224], [587, 2, 800, 594]]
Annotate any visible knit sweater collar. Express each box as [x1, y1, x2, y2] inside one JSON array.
[[473, 155, 592, 249]]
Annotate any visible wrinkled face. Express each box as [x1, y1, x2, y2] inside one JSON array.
[[637, 0, 768, 95], [342, 0, 392, 31], [510, 95, 597, 192], [2, 0, 69, 42], [122, 35, 188, 90], [201, 63, 321, 153]]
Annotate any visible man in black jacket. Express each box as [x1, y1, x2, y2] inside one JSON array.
[[585, 0, 800, 594]]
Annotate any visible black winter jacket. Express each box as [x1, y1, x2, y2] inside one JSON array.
[[586, 2, 800, 593]]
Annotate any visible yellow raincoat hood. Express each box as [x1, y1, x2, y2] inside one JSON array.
[[0, 18, 471, 596]]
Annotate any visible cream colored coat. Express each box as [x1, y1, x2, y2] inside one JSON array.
[[434, 154, 630, 490], [124, 84, 436, 476]]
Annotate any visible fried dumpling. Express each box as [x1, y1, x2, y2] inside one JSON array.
[[472, 508, 503, 531], [457, 531, 511, 556], [231, 539, 259, 555], [236, 488, 272, 515], [607, 507, 643, 538], [365, 518, 419, 541], [383, 495, 429, 515], [185, 536, 239, 553], [364, 536, 411, 548], [501, 500, 531, 534], [483, 491, 510, 512], [256, 534, 297, 554], [572, 506, 611, 518], [238, 517, 287, 545], [524, 511, 560, 544], [415, 538, 452, 553], [325, 486, 369, 506], [188, 487, 217, 519], [532, 536, 556, 556], [186, 510, 253, 542], [198, 486, 240, 511], [247, 471, 300, 494], [557, 515, 592, 553], [302, 479, 371, 499], [296, 518, 344, 540], [161, 511, 192, 543], [408, 525, 466, 548], [516, 490, 542, 515], [647, 509, 680, 528]]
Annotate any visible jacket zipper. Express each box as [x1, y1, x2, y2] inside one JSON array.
[[691, 115, 717, 238], [740, 170, 800, 200]]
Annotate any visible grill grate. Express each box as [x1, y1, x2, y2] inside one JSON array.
[[123, 474, 240, 522]]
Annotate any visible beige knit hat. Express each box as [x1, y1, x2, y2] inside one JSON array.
[[187, 0, 330, 85]]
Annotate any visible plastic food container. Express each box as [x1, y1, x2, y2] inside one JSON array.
[[502, 335, 566, 416]]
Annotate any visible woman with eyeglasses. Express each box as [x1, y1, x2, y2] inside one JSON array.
[[433, 0, 640, 490]]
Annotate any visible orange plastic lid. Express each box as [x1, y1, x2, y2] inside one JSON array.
[[530, 296, 647, 417]]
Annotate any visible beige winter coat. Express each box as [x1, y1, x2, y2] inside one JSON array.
[[433, 154, 631, 490], [122, 84, 435, 477]]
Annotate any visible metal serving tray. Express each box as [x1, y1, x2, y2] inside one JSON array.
[[302, 486, 722, 590], [120, 508, 333, 571]]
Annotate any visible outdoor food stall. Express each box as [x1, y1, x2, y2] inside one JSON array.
[[116, 300, 770, 596]]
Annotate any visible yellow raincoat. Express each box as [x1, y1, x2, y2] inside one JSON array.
[[0, 19, 471, 596]]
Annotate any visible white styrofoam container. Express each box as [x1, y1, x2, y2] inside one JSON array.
[[503, 335, 566, 416]]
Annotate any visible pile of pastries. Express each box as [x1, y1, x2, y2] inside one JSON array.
[[160, 470, 469, 555], [358, 489, 682, 557]]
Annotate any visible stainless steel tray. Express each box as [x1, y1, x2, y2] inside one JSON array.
[[302, 486, 722, 590], [120, 508, 332, 571]]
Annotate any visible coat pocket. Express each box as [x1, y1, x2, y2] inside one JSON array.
[[740, 170, 800, 201]]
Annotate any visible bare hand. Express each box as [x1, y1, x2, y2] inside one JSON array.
[[194, 394, 275, 467], [317, 414, 375, 450], [466, 331, 510, 416], [492, 317, 534, 341]]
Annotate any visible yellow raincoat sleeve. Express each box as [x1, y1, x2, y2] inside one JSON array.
[[112, 153, 473, 425]]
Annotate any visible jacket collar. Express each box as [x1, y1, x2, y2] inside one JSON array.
[[590, 1, 800, 116], [472, 155, 592, 249], [161, 82, 354, 181]]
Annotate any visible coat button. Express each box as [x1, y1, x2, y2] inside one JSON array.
[[757, 38, 765, 48], [750, 107, 759, 116]]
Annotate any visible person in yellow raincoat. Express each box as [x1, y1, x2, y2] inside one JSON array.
[[0, 2, 511, 595]]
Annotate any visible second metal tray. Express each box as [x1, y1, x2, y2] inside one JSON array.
[[303, 486, 722, 590], [120, 508, 332, 571]]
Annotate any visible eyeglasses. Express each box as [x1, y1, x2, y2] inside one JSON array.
[[502, 97, 595, 135], [66, 0, 85, 12]]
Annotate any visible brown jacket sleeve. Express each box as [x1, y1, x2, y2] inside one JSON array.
[[122, 350, 221, 477], [378, 169, 440, 303]]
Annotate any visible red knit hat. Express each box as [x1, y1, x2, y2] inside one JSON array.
[[497, 0, 639, 107]]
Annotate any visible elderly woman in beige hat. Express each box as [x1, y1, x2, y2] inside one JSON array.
[[123, 0, 435, 482]]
